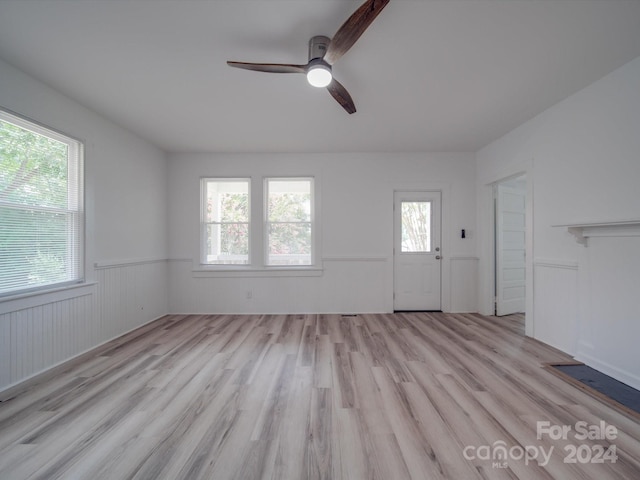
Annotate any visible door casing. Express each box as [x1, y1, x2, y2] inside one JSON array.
[[393, 190, 442, 311]]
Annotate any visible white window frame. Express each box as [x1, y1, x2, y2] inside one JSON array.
[[197, 175, 320, 275], [264, 177, 315, 267], [0, 108, 84, 298], [200, 177, 251, 265]]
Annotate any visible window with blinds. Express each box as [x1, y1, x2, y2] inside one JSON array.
[[0, 109, 84, 297]]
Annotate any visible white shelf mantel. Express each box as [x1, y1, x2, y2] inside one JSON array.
[[554, 219, 640, 246]]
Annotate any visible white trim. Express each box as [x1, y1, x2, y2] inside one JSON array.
[[0, 282, 96, 315], [192, 267, 323, 278], [554, 220, 640, 246], [94, 258, 168, 269], [533, 258, 579, 270], [200, 177, 251, 266], [553, 219, 640, 228], [477, 158, 534, 335], [172, 257, 327, 276], [322, 255, 388, 262], [583, 224, 640, 237], [264, 176, 316, 267], [0, 106, 84, 145]]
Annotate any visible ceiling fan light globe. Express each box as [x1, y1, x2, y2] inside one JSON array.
[[307, 65, 332, 88]]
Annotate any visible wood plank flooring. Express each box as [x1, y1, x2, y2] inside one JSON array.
[[1, 312, 639, 479]]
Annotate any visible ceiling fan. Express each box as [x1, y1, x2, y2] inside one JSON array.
[[227, 0, 391, 114]]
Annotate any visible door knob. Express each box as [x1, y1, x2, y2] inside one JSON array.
[[435, 255, 441, 260]]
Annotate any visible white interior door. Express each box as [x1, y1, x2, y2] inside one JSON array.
[[394, 191, 441, 311], [496, 179, 526, 315]]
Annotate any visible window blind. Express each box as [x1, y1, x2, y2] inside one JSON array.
[[0, 109, 84, 296]]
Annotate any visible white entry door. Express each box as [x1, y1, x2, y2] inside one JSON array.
[[495, 180, 526, 315], [393, 191, 441, 311]]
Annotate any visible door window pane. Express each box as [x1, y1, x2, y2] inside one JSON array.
[[401, 201, 431, 252]]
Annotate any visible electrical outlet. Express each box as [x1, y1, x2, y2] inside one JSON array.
[[246, 290, 252, 299]]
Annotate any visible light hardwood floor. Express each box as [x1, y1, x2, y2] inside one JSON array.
[[1, 312, 639, 479]]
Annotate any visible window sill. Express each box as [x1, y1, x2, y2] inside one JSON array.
[[192, 266, 323, 278], [0, 281, 97, 315]]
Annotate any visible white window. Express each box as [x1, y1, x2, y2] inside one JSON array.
[[200, 176, 315, 268], [266, 178, 313, 266], [201, 178, 250, 265], [0, 109, 84, 296]]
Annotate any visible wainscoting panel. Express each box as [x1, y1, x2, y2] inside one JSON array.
[[0, 291, 95, 389], [573, 235, 640, 391], [449, 256, 478, 313], [168, 257, 391, 314], [533, 258, 578, 355], [95, 259, 169, 344], [0, 259, 169, 392], [96, 260, 168, 342]]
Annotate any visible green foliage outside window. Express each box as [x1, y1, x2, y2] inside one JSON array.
[[268, 192, 311, 256], [207, 192, 249, 257], [0, 119, 72, 291]]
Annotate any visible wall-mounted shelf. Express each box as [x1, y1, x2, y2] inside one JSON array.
[[554, 220, 640, 246]]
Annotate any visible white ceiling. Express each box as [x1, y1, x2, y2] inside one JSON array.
[[1, 0, 639, 154]]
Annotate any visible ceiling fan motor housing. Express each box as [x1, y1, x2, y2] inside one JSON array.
[[308, 35, 331, 61]]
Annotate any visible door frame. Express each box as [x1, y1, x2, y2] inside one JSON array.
[[495, 175, 527, 316], [393, 190, 442, 311], [477, 160, 534, 337], [391, 184, 450, 312]]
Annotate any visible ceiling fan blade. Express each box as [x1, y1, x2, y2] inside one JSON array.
[[324, 0, 390, 65], [327, 79, 356, 114], [227, 61, 307, 74]]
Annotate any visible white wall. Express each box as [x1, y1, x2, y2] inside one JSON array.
[[476, 55, 640, 389], [0, 58, 169, 392], [168, 152, 477, 314]]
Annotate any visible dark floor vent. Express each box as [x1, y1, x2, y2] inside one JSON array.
[[547, 363, 640, 419]]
